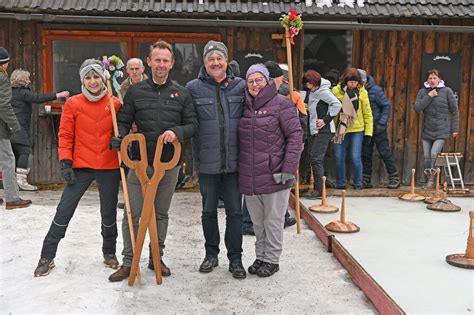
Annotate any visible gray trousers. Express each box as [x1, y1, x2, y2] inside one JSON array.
[[245, 188, 291, 264], [0, 138, 20, 202], [121, 166, 179, 267]]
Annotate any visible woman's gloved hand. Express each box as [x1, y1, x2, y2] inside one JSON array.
[[273, 173, 295, 185], [60, 159, 77, 185]]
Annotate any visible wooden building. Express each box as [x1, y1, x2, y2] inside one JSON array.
[[0, 0, 473, 186]]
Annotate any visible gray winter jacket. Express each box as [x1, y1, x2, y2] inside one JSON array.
[[301, 78, 341, 135], [187, 67, 246, 174], [0, 71, 21, 140], [414, 85, 459, 141]]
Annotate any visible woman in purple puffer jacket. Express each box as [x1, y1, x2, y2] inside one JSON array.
[[238, 64, 303, 277]]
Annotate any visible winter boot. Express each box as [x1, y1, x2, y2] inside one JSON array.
[[424, 168, 436, 190], [16, 168, 37, 191], [362, 174, 372, 189], [34, 257, 55, 277], [103, 254, 119, 269], [387, 173, 400, 189]]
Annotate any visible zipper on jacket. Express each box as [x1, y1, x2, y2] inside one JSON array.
[[216, 83, 226, 173], [251, 110, 257, 195]]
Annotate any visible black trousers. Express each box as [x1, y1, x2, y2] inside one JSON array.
[[309, 133, 333, 191], [41, 168, 120, 259], [11, 143, 30, 169], [362, 129, 398, 177]]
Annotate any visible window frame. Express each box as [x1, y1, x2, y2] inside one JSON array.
[[41, 30, 221, 107]]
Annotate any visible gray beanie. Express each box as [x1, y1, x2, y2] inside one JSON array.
[[246, 64, 270, 82], [79, 59, 106, 83], [357, 69, 367, 84], [203, 40, 228, 60], [0, 47, 10, 65]]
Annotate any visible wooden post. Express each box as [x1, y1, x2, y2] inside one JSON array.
[[105, 73, 142, 284]]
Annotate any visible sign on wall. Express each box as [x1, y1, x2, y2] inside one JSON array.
[[233, 51, 274, 78], [421, 53, 461, 101]]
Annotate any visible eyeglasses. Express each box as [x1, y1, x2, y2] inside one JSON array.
[[247, 77, 266, 86]]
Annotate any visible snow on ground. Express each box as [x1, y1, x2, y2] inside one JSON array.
[[1, 190, 375, 314]]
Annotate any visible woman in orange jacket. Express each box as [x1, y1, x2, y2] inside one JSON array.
[[34, 59, 122, 277]]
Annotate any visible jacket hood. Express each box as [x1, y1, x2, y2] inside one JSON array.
[[365, 75, 376, 90], [245, 80, 278, 111]]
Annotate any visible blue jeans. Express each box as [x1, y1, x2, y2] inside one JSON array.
[[199, 172, 243, 262], [422, 139, 445, 169], [334, 131, 364, 187]]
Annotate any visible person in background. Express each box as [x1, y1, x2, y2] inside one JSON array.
[[414, 69, 458, 189], [9, 69, 69, 191], [301, 70, 341, 199], [187, 40, 247, 279], [358, 69, 400, 189], [332, 67, 373, 189], [239, 64, 302, 277], [108, 40, 197, 282], [34, 59, 121, 277], [119, 58, 147, 100], [0, 47, 32, 210], [116, 57, 148, 209]]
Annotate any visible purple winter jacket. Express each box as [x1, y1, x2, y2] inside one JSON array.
[[238, 81, 303, 195]]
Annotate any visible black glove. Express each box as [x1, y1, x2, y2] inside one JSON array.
[[375, 124, 386, 134], [109, 135, 123, 151], [363, 135, 372, 145], [60, 159, 77, 185]]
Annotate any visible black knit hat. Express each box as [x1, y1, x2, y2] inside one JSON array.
[[0, 47, 10, 65], [264, 61, 284, 78]]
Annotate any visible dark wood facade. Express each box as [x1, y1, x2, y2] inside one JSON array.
[[0, 18, 473, 186]]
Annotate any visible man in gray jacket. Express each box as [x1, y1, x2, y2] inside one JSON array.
[[0, 47, 32, 209], [187, 41, 246, 279]]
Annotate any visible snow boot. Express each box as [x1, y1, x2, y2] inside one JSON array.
[[103, 254, 119, 269], [424, 168, 436, 190], [387, 173, 400, 189], [16, 168, 37, 191], [34, 258, 55, 277]]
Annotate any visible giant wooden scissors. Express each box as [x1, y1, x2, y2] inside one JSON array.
[[120, 133, 181, 285]]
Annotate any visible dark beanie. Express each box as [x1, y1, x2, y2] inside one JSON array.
[[0, 47, 10, 65], [264, 61, 284, 79]]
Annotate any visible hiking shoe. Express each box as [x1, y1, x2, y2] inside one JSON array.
[[34, 258, 55, 277], [6, 198, 32, 210], [0, 197, 3, 205], [387, 173, 400, 189], [108, 266, 130, 282], [248, 259, 264, 275], [284, 217, 297, 228], [229, 261, 247, 279], [103, 254, 119, 269], [302, 190, 322, 200], [148, 258, 171, 276], [257, 262, 279, 277]]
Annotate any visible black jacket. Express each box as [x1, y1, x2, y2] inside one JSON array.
[[11, 86, 56, 145], [117, 77, 197, 164]]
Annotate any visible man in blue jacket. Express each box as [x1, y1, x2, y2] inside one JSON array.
[[358, 69, 400, 189], [187, 41, 246, 279]]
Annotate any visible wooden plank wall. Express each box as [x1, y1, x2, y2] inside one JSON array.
[[353, 30, 474, 185], [0, 19, 62, 185]]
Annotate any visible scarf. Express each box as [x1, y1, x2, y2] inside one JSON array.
[[334, 88, 359, 144], [81, 85, 107, 103]]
